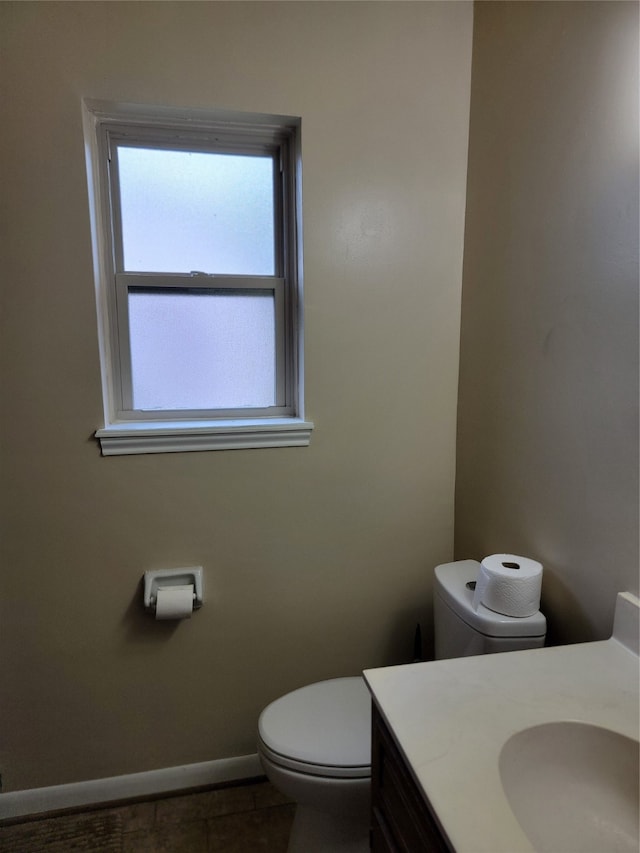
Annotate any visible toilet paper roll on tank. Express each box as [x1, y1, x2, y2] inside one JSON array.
[[472, 554, 543, 617]]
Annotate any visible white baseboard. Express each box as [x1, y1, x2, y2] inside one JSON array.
[[0, 753, 263, 821]]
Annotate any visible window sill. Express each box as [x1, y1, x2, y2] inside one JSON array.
[[95, 418, 314, 456]]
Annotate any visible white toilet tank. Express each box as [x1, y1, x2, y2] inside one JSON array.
[[434, 560, 546, 659]]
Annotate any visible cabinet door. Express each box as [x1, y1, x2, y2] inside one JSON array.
[[371, 705, 451, 853], [371, 811, 400, 853]]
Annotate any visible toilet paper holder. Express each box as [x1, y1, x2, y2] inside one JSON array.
[[143, 567, 204, 614]]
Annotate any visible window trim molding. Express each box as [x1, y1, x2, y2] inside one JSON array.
[[82, 99, 312, 454], [95, 418, 314, 456]]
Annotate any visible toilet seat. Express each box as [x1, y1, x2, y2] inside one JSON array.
[[258, 677, 371, 780]]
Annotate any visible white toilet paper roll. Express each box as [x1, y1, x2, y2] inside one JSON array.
[[155, 584, 194, 620], [472, 554, 543, 617]]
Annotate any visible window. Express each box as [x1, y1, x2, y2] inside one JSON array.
[[83, 100, 312, 455]]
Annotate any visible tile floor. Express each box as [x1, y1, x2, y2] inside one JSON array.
[[0, 779, 296, 853]]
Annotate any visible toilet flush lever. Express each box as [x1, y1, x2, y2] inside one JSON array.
[[143, 567, 204, 613]]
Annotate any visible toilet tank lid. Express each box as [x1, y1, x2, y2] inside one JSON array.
[[258, 676, 371, 769], [435, 560, 547, 637]]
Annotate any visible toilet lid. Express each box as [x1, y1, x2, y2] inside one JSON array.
[[258, 677, 371, 778]]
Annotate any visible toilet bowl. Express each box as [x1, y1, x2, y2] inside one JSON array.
[[257, 560, 547, 852], [258, 676, 371, 853]]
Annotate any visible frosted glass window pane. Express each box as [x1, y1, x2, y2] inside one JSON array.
[[128, 290, 276, 410], [117, 147, 275, 275]]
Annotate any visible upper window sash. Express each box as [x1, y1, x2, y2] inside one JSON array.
[[106, 132, 286, 278]]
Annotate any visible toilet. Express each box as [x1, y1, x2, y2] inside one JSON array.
[[257, 560, 547, 853]]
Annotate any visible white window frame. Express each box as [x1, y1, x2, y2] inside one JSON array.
[[82, 100, 312, 455]]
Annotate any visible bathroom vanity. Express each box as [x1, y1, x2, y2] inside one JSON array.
[[370, 704, 450, 852], [364, 592, 639, 853]]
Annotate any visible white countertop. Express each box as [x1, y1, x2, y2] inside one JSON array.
[[364, 594, 639, 853]]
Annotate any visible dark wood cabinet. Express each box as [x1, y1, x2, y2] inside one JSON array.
[[370, 704, 452, 853]]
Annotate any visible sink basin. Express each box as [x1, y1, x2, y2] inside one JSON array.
[[500, 722, 639, 853]]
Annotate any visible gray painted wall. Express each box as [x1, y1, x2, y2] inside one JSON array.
[[456, 1, 639, 644], [0, 1, 472, 791]]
